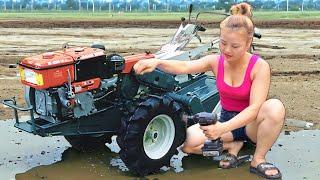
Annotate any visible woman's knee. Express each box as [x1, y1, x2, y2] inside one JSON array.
[[183, 124, 206, 147], [181, 144, 201, 154], [260, 99, 285, 124], [181, 145, 192, 154]]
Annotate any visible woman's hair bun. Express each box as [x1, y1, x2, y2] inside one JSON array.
[[221, 2, 254, 37], [230, 2, 253, 19]]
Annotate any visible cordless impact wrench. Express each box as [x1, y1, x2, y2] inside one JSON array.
[[186, 112, 223, 157]]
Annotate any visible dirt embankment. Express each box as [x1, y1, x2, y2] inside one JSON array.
[[1, 19, 320, 29]]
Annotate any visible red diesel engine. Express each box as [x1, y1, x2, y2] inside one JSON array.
[[18, 46, 154, 122]]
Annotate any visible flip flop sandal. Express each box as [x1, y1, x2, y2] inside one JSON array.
[[250, 162, 282, 179], [219, 153, 251, 169]]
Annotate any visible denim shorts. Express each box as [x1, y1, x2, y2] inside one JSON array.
[[219, 108, 251, 142]]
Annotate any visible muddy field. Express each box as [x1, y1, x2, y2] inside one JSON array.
[[1, 19, 320, 29], [0, 20, 319, 179], [0, 22, 319, 129]]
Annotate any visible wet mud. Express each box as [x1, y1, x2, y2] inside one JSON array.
[[0, 120, 69, 180], [1, 119, 319, 180]]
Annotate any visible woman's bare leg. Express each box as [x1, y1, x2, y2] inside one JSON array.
[[181, 124, 207, 154], [246, 99, 285, 176], [182, 99, 285, 174]]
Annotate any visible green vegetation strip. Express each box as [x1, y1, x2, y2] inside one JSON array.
[[0, 11, 319, 21]]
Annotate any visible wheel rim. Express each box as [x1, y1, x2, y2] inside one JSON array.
[[143, 114, 175, 160]]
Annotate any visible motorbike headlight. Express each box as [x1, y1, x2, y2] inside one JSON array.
[[20, 68, 44, 86]]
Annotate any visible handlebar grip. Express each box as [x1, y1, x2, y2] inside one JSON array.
[[196, 25, 206, 32], [189, 4, 193, 14], [254, 32, 262, 39], [188, 4, 193, 22]]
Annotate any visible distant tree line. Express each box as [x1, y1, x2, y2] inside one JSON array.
[[1, 0, 320, 12]]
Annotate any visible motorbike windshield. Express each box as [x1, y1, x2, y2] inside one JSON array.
[[157, 24, 197, 55]]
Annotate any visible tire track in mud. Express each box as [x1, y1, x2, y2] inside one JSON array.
[[254, 43, 286, 49], [0, 76, 19, 80], [265, 54, 320, 60], [272, 70, 320, 76]]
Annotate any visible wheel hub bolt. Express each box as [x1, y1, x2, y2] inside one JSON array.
[[153, 132, 158, 139]]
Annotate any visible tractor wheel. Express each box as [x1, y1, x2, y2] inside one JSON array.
[[116, 96, 186, 176], [65, 133, 113, 153]]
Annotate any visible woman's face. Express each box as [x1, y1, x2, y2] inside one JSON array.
[[219, 28, 251, 62]]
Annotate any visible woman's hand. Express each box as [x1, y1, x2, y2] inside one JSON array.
[[200, 121, 226, 140], [133, 58, 160, 75]]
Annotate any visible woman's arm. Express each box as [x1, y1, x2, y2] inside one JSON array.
[[222, 59, 271, 132], [133, 54, 218, 75]]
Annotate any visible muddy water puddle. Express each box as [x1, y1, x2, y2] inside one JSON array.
[[0, 120, 69, 180], [0, 119, 319, 180]]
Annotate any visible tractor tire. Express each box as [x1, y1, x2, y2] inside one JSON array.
[[116, 96, 186, 176], [65, 133, 113, 153]]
